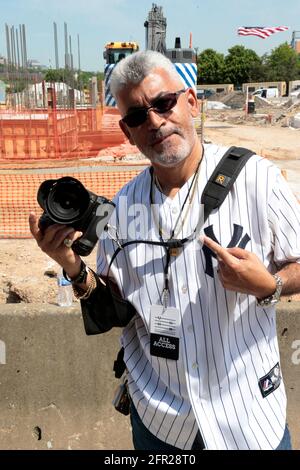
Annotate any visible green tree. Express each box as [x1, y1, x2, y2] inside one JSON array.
[[44, 69, 104, 90], [44, 68, 75, 86], [76, 70, 104, 89], [9, 80, 26, 93], [197, 48, 225, 84], [77, 70, 94, 88], [265, 42, 300, 87], [223, 45, 262, 86], [44, 69, 63, 82]]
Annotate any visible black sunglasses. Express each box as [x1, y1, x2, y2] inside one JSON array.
[[121, 89, 187, 128]]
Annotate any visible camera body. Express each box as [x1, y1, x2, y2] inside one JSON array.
[[112, 380, 130, 416], [37, 176, 115, 256]]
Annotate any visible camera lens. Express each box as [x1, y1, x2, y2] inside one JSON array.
[[46, 178, 90, 224]]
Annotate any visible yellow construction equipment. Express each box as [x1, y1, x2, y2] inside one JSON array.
[[103, 42, 139, 65]]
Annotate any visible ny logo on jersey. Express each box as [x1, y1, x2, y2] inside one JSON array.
[[202, 223, 251, 278]]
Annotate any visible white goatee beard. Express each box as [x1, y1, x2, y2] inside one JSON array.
[[149, 140, 192, 167], [142, 125, 196, 168]]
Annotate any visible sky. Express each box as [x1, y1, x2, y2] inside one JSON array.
[[0, 0, 299, 72]]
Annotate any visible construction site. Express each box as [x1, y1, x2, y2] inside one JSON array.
[[0, 3, 300, 451]]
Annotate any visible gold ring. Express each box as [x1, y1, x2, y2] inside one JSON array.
[[63, 238, 73, 248]]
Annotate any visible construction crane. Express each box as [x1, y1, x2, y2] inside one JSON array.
[[145, 4, 197, 90], [144, 3, 167, 53], [104, 3, 197, 107]]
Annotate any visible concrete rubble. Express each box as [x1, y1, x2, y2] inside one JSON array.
[[290, 112, 300, 129], [203, 90, 300, 129]]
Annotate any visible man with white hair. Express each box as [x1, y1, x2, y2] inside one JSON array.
[[30, 50, 300, 450]]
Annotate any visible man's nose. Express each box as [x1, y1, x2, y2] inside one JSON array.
[[146, 108, 166, 129]]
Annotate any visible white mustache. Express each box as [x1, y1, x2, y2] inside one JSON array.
[[148, 128, 181, 145]]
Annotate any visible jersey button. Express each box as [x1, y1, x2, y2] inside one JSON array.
[[188, 325, 193, 332], [171, 206, 178, 214], [192, 362, 198, 369], [181, 285, 188, 294]]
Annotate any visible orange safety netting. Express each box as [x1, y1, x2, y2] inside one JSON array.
[[0, 170, 141, 238], [0, 107, 126, 162]]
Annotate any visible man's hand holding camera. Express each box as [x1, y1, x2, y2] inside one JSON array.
[[29, 176, 115, 282], [29, 212, 83, 279]]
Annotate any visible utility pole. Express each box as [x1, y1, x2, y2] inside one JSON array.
[[19, 24, 24, 68], [5, 24, 11, 69], [16, 28, 20, 69], [194, 46, 199, 84], [53, 22, 59, 69], [22, 24, 28, 67], [64, 22, 69, 69], [77, 34, 81, 71]]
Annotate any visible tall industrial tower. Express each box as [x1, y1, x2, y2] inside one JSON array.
[[144, 3, 167, 53]]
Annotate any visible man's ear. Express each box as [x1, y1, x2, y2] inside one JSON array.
[[119, 120, 135, 145], [186, 88, 199, 118]]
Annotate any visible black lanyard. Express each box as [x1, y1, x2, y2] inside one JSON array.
[[106, 161, 205, 305], [149, 162, 201, 307]]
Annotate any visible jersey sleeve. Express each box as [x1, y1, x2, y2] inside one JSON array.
[[267, 169, 300, 266]]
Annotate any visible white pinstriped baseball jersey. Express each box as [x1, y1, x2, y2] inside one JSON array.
[[97, 144, 300, 450]]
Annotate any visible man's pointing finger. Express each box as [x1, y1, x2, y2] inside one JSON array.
[[202, 235, 240, 267]]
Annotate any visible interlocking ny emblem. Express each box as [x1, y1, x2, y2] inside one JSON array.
[[202, 224, 251, 277]]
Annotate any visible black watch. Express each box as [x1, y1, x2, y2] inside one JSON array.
[[63, 260, 89, 285]]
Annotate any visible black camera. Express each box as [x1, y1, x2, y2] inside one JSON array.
[[37, 176, 115, 256], [112, 381, 130, 416]]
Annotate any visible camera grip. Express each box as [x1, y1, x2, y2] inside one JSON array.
[[72, 201, 115, 256]]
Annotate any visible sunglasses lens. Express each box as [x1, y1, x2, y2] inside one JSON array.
[[123, 109, 147, 128], [154, 94, 177, 113], [122, 91, 184, 128]]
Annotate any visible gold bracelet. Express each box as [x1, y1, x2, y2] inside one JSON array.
[[72, 269, 98, 300]]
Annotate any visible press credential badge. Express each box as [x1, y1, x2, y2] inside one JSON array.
[[150, 305, 180, 360]]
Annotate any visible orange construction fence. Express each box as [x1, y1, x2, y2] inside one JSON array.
[[0, 107, 126, 161], [0, 169, 141, 238]]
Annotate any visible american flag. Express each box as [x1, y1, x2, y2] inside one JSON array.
[[237, 26, 289, 39]]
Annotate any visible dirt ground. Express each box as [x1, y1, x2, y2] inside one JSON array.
[[203, 111, 300, 201], [205, 111, 299, 158], [0, 108, 299, 305], [0, 239, 97, 305]]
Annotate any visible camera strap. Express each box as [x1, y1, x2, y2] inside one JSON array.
[[185, 145, 255, 243]]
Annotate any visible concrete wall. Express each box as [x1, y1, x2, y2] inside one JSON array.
[[0, 304, 131, 450], [196, 84, 234, 94], [242, 81, 286, 96], [0, 302, 299, 450], [289, 80, 300, 94]]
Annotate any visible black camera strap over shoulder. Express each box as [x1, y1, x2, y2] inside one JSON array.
[[200, 146, 254, 222], [81, 146, 254, 338]]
